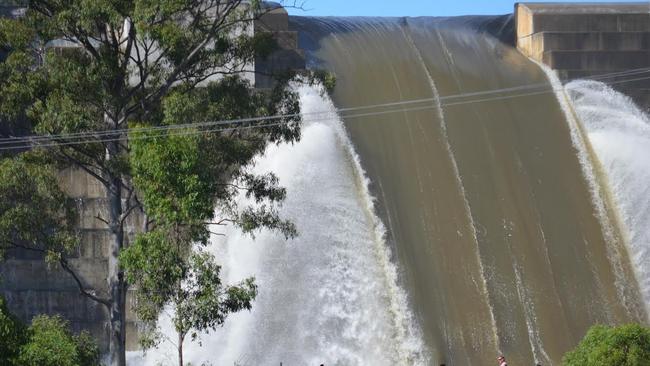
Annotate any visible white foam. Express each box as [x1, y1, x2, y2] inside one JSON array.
[[539, 66, 636, 319], [128, 84, 429, 365], [565, 80, 650, 318]]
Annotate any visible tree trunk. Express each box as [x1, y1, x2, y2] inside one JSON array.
[[105, 123, 127, 366], [178, 332, 184, 366]]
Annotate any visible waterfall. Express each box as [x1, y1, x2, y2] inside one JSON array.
[[566, 80, 650, 318], [128, 84, 429, 366], [126, 15, 650, 366], [290, 15, 647, 364]]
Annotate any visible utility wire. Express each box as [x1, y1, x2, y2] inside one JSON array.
[[2, 74, 647, 151], [2, 71, 647, 152], [0, 68, 648, 150], [0, 66, 647, 146], [0, 104, 439, 150], [1, 66, 647, 146]]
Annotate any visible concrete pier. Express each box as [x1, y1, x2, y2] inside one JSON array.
[[254, 3, 306, 88], [516, 3, 650, 110], [0, 168, 143, 351]]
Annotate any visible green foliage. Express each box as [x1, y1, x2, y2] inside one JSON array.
[[73, 331, 102, 366], [175, 251, 257, 342], [121, 231, 257, 351], [563, 324, 650, 366], [130, 75, 299, 241], [310, 69, 337, 95], [0, 296, 26, 366], [18, 316, 79, 366], [131, 130, 214, 227], [0, 156, 78, 260], [120, 230, 189, 324], [17, 315, 100, 366], [0, 0, 304, 363], [0, 300, 100, 366]]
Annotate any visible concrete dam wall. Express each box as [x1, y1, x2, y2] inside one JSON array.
[[2, 1, 650, 360], [516, 2, 650, 110], [0, 168, 144, 350], [0, 4, 305, 352]]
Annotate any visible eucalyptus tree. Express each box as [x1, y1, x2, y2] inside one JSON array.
[[0, 1, 303, 365]]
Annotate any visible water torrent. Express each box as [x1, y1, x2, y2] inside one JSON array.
[[130, 14, 650, 366], [293, 15, 647, 365], [543, 68, 646, 322], [130, 84, 429, 366], [565, 80, 650, 318]]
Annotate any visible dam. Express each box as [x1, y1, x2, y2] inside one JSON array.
[[515, 2, 650, 110], [2, 2, 650, 365], [135, 3, 650, 365]]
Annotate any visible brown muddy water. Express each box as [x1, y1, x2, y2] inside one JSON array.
[[292, 15, 648, 365]]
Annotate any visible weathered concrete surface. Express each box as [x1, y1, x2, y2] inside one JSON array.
[[0, 168, 143, 352], [254, 4, 306, 88], [0, 3, 306, 353], [516, 2, 650, 110]]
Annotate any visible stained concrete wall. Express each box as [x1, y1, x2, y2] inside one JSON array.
[[516, 2, 650, 110], [254, 3, 306, 88], [0, 2, 305, 353], [1, 168, 142, 352]]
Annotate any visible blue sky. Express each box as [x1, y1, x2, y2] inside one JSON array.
[[286, 0, 637, 17]]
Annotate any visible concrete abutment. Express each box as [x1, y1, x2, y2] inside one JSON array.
[[516, 2, 650, 110]]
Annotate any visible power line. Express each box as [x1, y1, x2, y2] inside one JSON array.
[[0, 68, 648, 150], [2, 66, 647, 146], [0, 104, 439, 151], [0, 66, 646, 147]]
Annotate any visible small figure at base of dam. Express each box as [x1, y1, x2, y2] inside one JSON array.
[[497, 355, 508, 366]]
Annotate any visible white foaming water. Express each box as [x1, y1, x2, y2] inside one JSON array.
[[565, 80, 650, 317], [128, 84, 428, 365], [540, 66, 633, 319]]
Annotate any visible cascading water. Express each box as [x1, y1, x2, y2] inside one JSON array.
[[293, 15, 647, 365], [565, 80, 650, 317], [542, 67, 646, 322], [130, 84, 429, 366], [129, 14, 650, 366]]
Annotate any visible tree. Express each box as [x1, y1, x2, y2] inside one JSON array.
[[121, 95, 296, 364], [0, 1, 303, 365], [17, 315, 100, 366], [0, 297, 100, 366], [0, 155, 81, 275], [0, 295, 26, 366], [121, 232, 259, 366], [563, 324, 650, 366]]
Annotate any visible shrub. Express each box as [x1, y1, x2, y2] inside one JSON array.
[[16, 315, 100, 366], [563, 324, 650, 366]]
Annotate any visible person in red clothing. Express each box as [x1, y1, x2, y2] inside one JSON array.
[[497, 355, 508, 366]]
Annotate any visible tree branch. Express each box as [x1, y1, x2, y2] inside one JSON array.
[[95, 214, 110, 226], [4, 240, 111, 308], [119, 186, 143, 227], [57, 148, 111, 188], [60, 257, 112, 308], [141, 0, 244, 107]]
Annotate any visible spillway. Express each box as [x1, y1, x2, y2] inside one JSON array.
[[133, 15, 650, 366], [565, 80, 650, 317], [132, 84, 429, 365], [291, 15, 647, 365]]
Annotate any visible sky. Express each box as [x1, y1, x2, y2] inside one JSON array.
[[285, 0, 640, 17]]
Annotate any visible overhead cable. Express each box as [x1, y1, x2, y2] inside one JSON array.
[[0, 68, 648, 150], [0, 66, 647, 146]]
